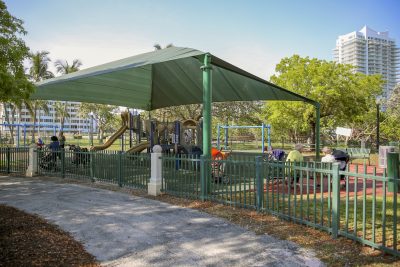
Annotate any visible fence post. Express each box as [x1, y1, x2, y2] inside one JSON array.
[[256, 156, 264, 211], [387, 152, 399, 193], [6, 147, 10, 174], [331, 162, 341, 238], [26, 144, 38, 177], [90, 151, 95, 182], [387, 152, 398, 250], [118, 151, 123, 187], [200, 155, 207, 201], [61, 149, 65, 178], [148, 145, 162, 196]]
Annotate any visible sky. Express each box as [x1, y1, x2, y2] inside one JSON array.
[[5, 0, 400, 79]]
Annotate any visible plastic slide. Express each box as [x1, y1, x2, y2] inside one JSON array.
[[90, 125, 128, 151], [126, 141, 150, 153], [90, 112, 129, 151]]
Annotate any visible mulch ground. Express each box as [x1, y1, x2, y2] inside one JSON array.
[[0, 204, 99, 267]]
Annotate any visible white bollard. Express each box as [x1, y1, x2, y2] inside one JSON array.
[[26, 144, 38, 177], [148, 145, 163, 196]]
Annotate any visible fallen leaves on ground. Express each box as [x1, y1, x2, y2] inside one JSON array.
[[0, 204, 99, 267]]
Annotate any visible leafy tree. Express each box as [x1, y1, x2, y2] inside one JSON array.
[[267, 55, 383, 145], [380, 84, 400, 141], [213, 101, 263, 125], [79, 103, 118, 142], [151, 104, 201, 122], [0, 0, 33, 102], [150, 101, 262, 126]]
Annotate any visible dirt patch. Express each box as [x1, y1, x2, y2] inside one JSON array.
[[0, 204, 99, 267]]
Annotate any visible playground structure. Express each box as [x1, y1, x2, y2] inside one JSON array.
[[0, 110, 206, 157], [88, 111, 204, 155], [90, 111, 149, 153], [216, 123, 271, 153]]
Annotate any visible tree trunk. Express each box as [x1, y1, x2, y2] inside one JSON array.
[[3, 103, 13, 144], [310, 121, 316, 151], [59, 116, 64, 132], [9, 107, 16, 145], [99, 128, 104, 144]]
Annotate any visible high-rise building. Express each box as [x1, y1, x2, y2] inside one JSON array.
[[334, 26, 399, 99], [0, 101, 97, 135]]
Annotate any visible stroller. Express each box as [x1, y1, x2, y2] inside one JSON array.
[[69, 145, 90, 165], [39, 149, 58, 171], [332, 149, 350, 174]]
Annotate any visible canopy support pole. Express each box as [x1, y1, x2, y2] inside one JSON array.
[[201, 53, 212, 200], [316, 103, 320, 160]]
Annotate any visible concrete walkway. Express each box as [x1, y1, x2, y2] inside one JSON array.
[[0, 176, 324, 267]]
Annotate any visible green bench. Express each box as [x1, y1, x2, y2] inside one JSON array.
[[347, 148, 371, 164], [335, 147, 371, 164]]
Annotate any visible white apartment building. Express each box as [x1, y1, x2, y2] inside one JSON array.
[[334, 26, 399, 99], [0, 101, 97, 134]]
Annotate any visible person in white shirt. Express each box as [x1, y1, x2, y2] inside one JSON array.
[[321, 147, 336, 163]]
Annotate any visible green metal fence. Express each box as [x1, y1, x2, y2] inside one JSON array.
[[2, 147, 398, 256], [161, 153, 400, 256], [337, 157, 399, 256], [37, 149, 150, 189], [161, 154, 201, 199], [0, 147, 29, 174]]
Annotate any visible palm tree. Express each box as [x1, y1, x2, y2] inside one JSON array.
[[54, 59, 82, 74], [153, 43, 174, 50], [53, 59, 82, 133], [28, 51, 54, 142], [27, 100, 49, 143], [54, 101, 70, 131], [29, 51, 54, 82]]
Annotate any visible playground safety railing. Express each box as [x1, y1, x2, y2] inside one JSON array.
[[2, 147, 399, 256], [0, 147, 29, 174], [161, 154, 202, 199], [36, 149, 151, 190], [160, 153, 399, 256]]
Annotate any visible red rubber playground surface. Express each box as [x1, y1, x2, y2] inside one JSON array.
[[264, 164, 399, 197]]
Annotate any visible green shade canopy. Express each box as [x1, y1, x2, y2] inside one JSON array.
[[33, 46, 317, 109]]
